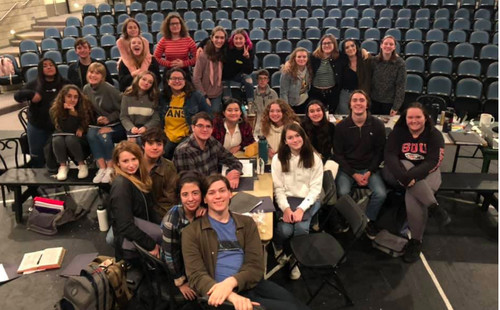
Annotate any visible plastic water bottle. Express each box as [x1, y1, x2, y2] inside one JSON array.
[[258, 136, 268, 164], [97, 205, 109, 232]]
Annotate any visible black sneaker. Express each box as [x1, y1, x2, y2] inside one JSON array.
[[403, 239, 423, 263], [429, 204, 451, 227], [365, 221, 380, 240]]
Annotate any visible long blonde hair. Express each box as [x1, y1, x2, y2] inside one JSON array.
[[112, 141, 152, 193], [282, 47, 313, 80]]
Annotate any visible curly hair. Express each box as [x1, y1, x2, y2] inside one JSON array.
[[50, 84, 94, 132], [112, 141, 152, 193], [282, 47, 312, 81], [124, 71, 159, 104], [261, 99, 299, 136], [161, 12, 189, 39], [163, 67, 195, 99], [312, 34, 340, 60], [277, 123, 315, 173]]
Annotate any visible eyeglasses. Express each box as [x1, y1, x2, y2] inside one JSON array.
[[194, 124, 213, 130], [169, 77, 185, 81]]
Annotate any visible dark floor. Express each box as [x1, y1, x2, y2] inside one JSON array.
[[0, 133, 497, 310]]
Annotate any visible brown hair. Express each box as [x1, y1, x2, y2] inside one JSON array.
[[128, 37, 148, 69], [348, 89, 371, 111], [277, 123, 316, 173], [377, 35, 399, 62], [161, 12, 189, 39], [124, 71, 159, 104], [204, 26, 227, 62], [312, 34, 340, 60], [121, 18, 142, 39], [282, 47, 312, 81], [261, 99, 299, 136], [112, 141, 152, 193], [204, 174, 231, 197], [50, 84, 94, 132], [141, 126, 168, 146], [191, 111, 213, 126], [163, 67, 195, 99], [87, 62, 107, 83], [74, 37, 91, 50]]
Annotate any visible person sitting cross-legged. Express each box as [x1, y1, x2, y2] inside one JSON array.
[[181, 174, 311, 310]]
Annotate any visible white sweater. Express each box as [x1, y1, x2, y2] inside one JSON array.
[[271, 152, 323, 212]]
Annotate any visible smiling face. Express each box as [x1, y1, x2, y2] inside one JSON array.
[[192, 118, 213, 142], [269, 103, 283, 125], [211, 31, 226, 49], [180, 182, 202, 214], [406, 107, 426, 135], [87, 69, 103, 86], [75, 43, 91, 59], [344, 40, 357, 57], [169, 17, 182, 36], [223, 103, 242, 124], [257, 74, 269, 89], [42, 60, 56, 78], [64, 88, 79, 109], [130, 37, 144, 57], [138, 73, 154, 92], [321, 38, 334, 55], [232, 33, 246, 49], [381, 37, 396, 56], [143, 140, 164, 160], [285, 129, 304, 154], [295, 51, 308, 68], [117, 151, 139, 175], [167, 71, 186, 92], [307, 103, 324, 124], [126, 21, 140, 37], [350, 92, 368, 116], [204, 180, 231, 215]]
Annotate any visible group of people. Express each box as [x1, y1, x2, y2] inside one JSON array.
[[12, 12, 451, 309]]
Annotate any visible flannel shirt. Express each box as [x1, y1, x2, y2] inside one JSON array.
[[173, 135, 243, 175], [212, 117, 255, 150], [161, 205, 190, 286]]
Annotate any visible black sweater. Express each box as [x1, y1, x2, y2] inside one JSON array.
[[118, 58, 161, 92], [222, 47, 254, 80], [109, 175, 160, 253], [302, 120, 336, 163], [384, 125, 444, 186], [14, 78, 69, 131], [333, 114, 386, 175]]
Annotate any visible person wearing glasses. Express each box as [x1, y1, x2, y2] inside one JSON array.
[[154, 13, 197, 79], [159, 68, 211, 159], [173, 112, 242, 189], [308, 34, 344, 114]]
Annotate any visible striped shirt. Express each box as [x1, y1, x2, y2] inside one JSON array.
[[312, 59, 335, 88], [154, 36, 197, 69]]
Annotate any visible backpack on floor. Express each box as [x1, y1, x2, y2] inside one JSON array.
[[56, 256, 132, 310], [372, 229, 408, 258]]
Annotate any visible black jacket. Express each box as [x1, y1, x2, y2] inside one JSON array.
[[109, 175, 160, 254], [309, 54, 345, 104], [333, 114, 386, 175], [67, 58, 113, 88], [14, 78, 69, 131], [222, 47, 254, 79]]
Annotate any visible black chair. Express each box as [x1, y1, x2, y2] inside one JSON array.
[[427, 42, 449, 60], [113, 3, 127, 16], [100, 15, 115, 26], [483, 81, 498, 119], [19, 39, 39, 55], [20, 52, 39, 74], [427, 76, 453, 103], [271, 71, 281, 94], [428, 57, 453, 78], [416, 94, 447, 117], [404, 41, 424, 57], [452, 43, 475, 65], [454, 78, 483, 119], [456, 60, 482, 81], [379, 9, 394, 20], [65, 49, 78, 64], [474, 19, 492, 32], [270, 18, 284, 29], [474, 8, 491, 20], [262, 54, 281, 75], [65, 16, 81, 28], [296, 39, 313, 53], [289, 195, 367, 306], [275, 40, 292, 61], [249, 28, 265, 41], [447, 30, 467, 48], [405, 56, 425, 77], [82, 4, 96, 17], [425, 29, 444, 46], [479, 45, 498, 72], [364, 28, 381, 41], [362, 8, 376, 19], [415, 8, 431, 20], [44, 50, 63, 65], [40, 38, 59, 54], [145, 1, 159, 14], [485, 62, 498, 85], [255, 40, 272, 62], [453, 18, 471, 32], [328, 8, 342, 19], [360, 40, 379, 55], [405, 74, 424, 105], [404, 29, 423, 43], [83, 15, 98, 27], [160, 0, 173, 12], [305, 18, 320, 29]]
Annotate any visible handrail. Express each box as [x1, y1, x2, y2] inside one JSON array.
[[0, 0, 34, 23]]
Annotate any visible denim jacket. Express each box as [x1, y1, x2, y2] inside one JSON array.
[[158, 90, 211, 129], [279, 70, 311, 107]]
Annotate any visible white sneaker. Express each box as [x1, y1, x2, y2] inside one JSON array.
[[57, 166, 69, 181], [101, 167, 114, 183], [290, 265, 301, 280], [92, 168, 106, 183], [77, 164, 88, 179]]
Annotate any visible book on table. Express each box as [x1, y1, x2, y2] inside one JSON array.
[[230, 192, 263, 214], [17, 247, 66, 274]]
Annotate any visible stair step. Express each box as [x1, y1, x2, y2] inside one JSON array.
[[33, 25, 64, 32], [0, 46, 21, 57], [16, 31, 44, 40], [36, 21, 67, 27]]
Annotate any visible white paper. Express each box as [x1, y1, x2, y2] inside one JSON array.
[[0, 264, 9, 282], [222, 161, 254, 178]]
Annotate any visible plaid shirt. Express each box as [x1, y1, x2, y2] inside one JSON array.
[[173, 135, 243, 175], [161, 205, 190, 285]]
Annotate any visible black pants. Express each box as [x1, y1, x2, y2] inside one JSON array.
[[309, 86, 337, 113], [241, 280, 311, 310], [371, 99, 392, 115]]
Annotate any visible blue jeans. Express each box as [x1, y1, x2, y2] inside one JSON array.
[[27, 122, 52, 168], [87, 127, 115, 161], [275, 200, 321, 249], [223, 73, 255, 103], [208, 95, 222, 114], [336, 169, 387, 221]]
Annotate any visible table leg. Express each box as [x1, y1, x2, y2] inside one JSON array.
[[13, 186, 22, 223], [452, 145, 461, 172]]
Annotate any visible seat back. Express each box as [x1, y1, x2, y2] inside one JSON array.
[[334, 195, 367, 238]]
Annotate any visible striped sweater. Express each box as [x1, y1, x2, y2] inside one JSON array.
[[120, 94, 160, 131], [154, 37, 197, 69]]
